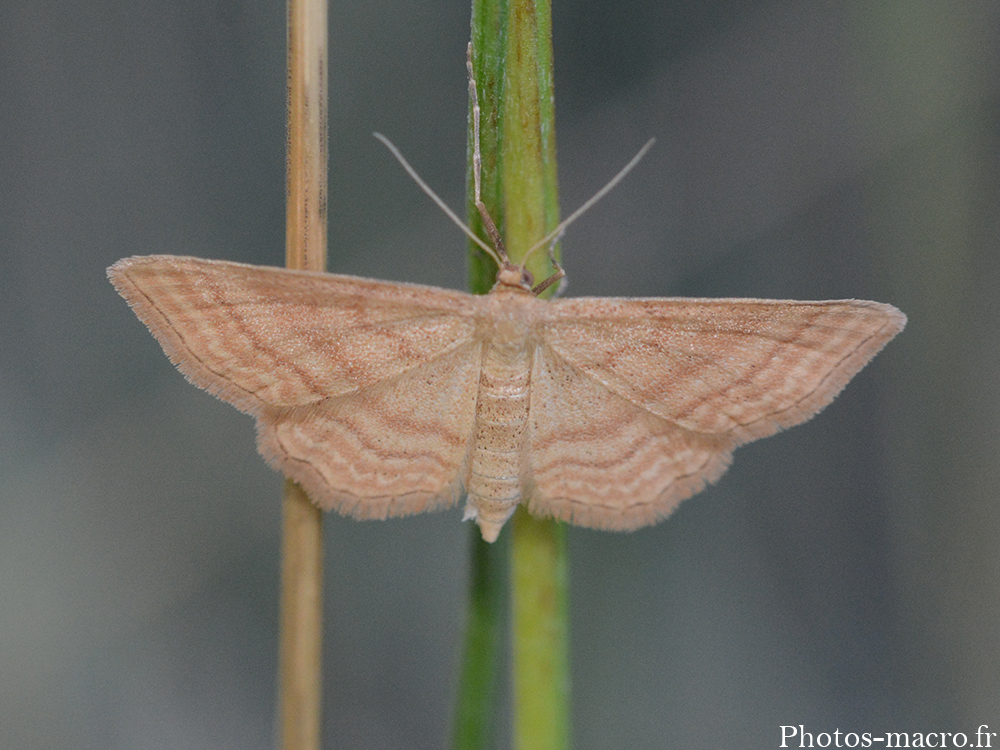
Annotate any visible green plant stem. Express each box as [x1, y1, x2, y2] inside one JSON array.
[[452, 528, 508, 749], [509, 508, 569, 750], [453, 1, 570, 749]]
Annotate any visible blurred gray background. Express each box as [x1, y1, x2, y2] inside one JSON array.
[[2, 1, 998, 747]]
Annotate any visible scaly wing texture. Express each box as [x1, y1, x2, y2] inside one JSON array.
[[259, 341, 482, 519], [527, 344, 734, 530], [108, 255, 480, 412], [108, 255, 483, 517], [528, 298, 905, 530]]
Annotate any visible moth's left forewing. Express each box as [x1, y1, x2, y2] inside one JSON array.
[[109, 255, 481, 413], [540, 296, 906, 442], [109, 254, 488, 521]]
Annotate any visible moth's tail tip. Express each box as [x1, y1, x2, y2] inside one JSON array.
[[477, 520, 503, 543], [463, 502, 506, 543]]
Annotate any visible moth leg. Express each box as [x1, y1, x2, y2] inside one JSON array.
[[467, 44, 511, 268], [531, 229, 567, 297]]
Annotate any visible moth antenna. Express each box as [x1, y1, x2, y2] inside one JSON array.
[[373, 131, 503, 266], [523, 138, 657, 263]]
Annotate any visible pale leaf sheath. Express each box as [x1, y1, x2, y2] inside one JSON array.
[[108, 255, 905, 539]]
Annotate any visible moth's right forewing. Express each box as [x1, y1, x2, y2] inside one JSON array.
[[540, 297, 905, 443], [108, 255, 481, 414], [524, 296, 903, 531]]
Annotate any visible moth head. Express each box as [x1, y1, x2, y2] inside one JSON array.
[[374, 130, 651, 300], [495, 263, 535, 291]]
